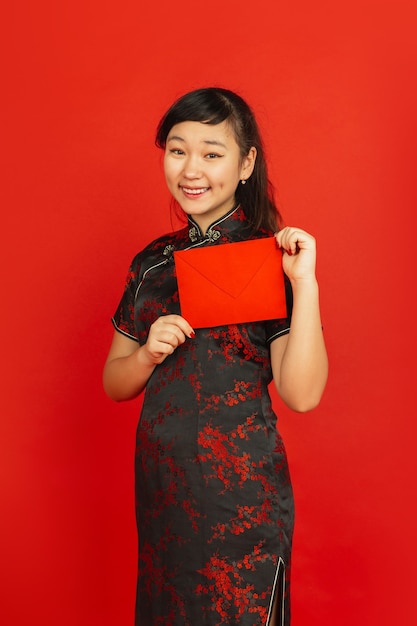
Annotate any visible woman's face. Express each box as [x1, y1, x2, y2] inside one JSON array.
[[164, 120, 256, 234]]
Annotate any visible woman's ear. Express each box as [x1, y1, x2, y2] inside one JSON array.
[[240, 147, 257, 181]]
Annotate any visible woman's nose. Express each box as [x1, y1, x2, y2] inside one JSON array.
[[182, 155, 202, 178]]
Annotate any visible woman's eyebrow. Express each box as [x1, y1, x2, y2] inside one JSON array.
[[166, 135, 227, 149], [166, 135, 185, 143], [203, 139, 227, 149]]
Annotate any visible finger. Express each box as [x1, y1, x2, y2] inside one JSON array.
[[276, 228, 295, 255], [157, 314, 195, 339], [275, 227, 290, 247], [146, 330, 183, 361], [145, 341, 175, 364], [157, 333, 183, 352], [288, 230, 314, 254], [152, 323, 186, 346], [277, 228, 312, 255]]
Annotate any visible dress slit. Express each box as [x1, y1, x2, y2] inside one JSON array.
[[265, 557, 285, 626]]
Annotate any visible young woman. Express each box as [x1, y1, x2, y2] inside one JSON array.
[[103, 87, 328, 626]]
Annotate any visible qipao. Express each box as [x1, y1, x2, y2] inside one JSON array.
[[112, 205, 294, 626]]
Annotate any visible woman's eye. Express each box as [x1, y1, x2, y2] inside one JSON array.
[[206, 153, 221, 159], [169, 148, 184, 155]]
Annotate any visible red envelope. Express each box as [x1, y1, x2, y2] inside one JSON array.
[[174, 237, 287, 328]]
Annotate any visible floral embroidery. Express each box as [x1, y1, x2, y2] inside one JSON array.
[[196, 542, 274, 623]]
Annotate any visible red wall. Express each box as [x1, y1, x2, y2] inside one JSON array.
[[1, 1, 416, 624]]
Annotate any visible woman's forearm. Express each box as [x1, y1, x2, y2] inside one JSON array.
[[103, 345, 157, 402], [272, 278, 328, 412]]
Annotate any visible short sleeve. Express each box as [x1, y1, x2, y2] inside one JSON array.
[[264, 276, 293, 343], [111, 254, 142, 342]]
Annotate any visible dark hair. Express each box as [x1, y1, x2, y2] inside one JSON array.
[[155, 87, 283, 232]]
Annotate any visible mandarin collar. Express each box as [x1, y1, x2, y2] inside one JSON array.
[[187, 205, 248, 243]]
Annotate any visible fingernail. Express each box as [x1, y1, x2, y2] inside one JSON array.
[[190, 330, 196, 338]]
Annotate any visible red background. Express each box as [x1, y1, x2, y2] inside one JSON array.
[[1, 1, 416, 624]]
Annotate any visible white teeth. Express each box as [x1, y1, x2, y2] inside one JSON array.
[[182, 187, 209, 195]]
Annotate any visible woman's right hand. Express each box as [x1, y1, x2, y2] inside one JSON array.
[[103, 315, 194, 402], [144, 314, 195, 365]]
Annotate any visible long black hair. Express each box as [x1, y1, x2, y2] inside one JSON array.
[[155, 87, 283, 232]]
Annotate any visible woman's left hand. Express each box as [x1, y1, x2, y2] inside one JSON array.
[[275, 227, 317, 282]]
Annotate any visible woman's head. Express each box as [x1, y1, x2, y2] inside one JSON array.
[[156, 87, 282, 232]]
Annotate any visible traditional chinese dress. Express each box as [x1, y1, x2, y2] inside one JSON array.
[[112, 205, 294, 626]]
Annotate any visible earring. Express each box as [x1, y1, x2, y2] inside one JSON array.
[[241, 179, 247, 185]]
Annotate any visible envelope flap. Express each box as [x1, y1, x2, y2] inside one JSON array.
[[174, 238, 280, 299]]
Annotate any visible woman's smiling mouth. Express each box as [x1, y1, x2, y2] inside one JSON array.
[[181, 186, 210, 197]]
